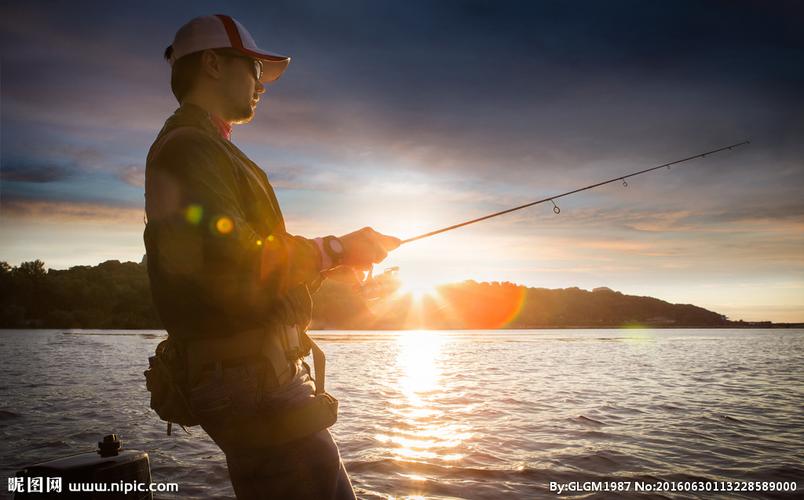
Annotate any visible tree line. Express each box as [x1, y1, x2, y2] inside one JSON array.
[[0, 259, 734, 330]]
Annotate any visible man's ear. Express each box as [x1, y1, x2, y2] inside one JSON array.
[[199, 50, 224, 80]]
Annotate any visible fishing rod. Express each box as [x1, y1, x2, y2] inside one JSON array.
[[400, 141, 750, 245], [356, 140, 749, 297]]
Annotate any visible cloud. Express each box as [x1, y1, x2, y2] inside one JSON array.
[[117, 164, 145, 188], [1, 199, 144, 225], [2, 146, 147, 204], [3, 145, 123, 177], [576, 240, 656, 253], [0, 162, 74, 183], [267, 163, 345, 192]]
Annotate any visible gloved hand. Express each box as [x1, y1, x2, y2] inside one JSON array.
[[339, 227, 401, 269]]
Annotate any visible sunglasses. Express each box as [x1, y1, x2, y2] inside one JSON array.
[[215, 50, 263, 81]]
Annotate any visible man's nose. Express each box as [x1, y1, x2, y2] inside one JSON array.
[[255, 80, 266, 95]]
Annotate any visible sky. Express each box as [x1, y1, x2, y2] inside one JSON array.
[[1, 0, 803, 322]]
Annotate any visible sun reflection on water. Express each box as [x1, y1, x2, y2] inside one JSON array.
[[397, 330, 443, 399], [377, 330, 470, 464]]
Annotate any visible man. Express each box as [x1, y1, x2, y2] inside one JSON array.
[[144, 14, 400, 499]]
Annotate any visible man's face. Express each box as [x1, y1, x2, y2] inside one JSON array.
[[216, 52, 265, 124]]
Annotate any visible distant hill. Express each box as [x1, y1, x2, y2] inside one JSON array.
[[311, 276, 734, 329], [0, 259, 774, 330]]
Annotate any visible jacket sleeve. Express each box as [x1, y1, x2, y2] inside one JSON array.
[[146, 128, 324, 321]]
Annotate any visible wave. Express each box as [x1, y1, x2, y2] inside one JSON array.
[[0, 409, 21, 420], [574, 415, 606, 426]]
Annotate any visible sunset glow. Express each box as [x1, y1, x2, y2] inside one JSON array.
[[395, 271, 441, 301]]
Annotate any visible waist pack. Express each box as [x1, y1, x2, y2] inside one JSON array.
[[210, 392, 339, 449], [144, 338, 199, 434], [144, 330, 338, 443]]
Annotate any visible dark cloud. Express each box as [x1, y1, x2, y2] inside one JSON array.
[[219, 0, 803, 192], [2, 1, 802, 189], [0, 162, 74, 183], [0, 138, 149, 207]]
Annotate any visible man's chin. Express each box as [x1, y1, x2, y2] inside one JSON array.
[[226, 103, 256, 124], [231, 107, 255, 124]]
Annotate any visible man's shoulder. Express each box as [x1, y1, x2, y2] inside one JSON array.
[[148, 125, 224, 167], [154, 125, 219, 152]]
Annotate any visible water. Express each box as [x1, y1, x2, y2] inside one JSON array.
[[1, 329, 802, 499]]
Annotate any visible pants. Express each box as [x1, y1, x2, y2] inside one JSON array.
[[202, 424, 356, 500], [190, 360, 356, 499]]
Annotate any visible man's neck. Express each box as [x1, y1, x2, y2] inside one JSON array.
[[182, 96, 231, 124], [182, 96, 233, 140]]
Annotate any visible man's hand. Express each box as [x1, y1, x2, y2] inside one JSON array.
[[338, 227, 401, 268]]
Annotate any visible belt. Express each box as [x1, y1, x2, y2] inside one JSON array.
[[183, 325, 327, 394]]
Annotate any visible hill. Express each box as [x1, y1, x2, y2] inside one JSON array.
[[0, 259, 761, 330]]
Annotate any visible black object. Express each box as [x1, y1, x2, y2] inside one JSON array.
[[144, 338, 200, 434], [13, 434, 152, 499], [322, 235, 345, 266], [98, 434, 122, 457]]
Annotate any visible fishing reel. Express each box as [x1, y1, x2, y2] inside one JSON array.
[[323, 264, 401, 301], [356, 265, 401, 300]]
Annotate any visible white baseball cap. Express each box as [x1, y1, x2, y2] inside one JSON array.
[[167, 14, 290, 83]]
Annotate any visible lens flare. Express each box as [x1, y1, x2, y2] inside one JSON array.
[[214, 216, 234, 235], [184, 204, 203, 225], [436, 282, 528, 329]]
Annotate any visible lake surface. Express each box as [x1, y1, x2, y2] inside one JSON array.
[[1, 329, 802, 499]]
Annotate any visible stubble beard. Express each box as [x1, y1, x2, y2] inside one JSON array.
[[227, 99, 255, 124], [221, 84, 256, 124]]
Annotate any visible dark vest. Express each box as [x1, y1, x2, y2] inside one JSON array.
[[144, 104, 321, 341]]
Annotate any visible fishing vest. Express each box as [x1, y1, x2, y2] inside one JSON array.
[[144, 103, 323, 343]]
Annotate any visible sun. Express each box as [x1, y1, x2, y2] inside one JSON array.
[[396, 271, 441, 301]]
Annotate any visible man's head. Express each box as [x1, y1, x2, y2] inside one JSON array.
[[165, 15, 290, 123]]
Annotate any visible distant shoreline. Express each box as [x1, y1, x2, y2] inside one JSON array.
[[3, 259, 800, 329], [2, 325, 803, 333]]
